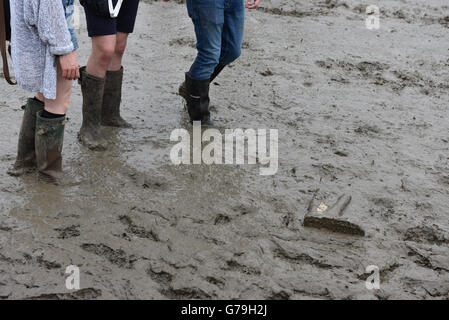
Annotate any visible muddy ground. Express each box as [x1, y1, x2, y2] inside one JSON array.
[[0, 0, 449, 300]]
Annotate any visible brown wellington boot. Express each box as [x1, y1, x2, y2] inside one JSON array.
[[7, 98, 45, 176], [35, 111, 66, 184], [101, 67, 131, 128], [78, 67, 108, 151]]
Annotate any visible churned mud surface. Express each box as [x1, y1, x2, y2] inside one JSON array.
[[1, 0, 449, 299]]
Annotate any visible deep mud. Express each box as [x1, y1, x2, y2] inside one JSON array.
[[0, 0, 449, 299]]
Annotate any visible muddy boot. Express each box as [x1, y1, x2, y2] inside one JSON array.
[[78, 67, 108, 151], [179, 64, 225, 101], [35, 111, 66, 183], [185, 74, 213, 126], [101, 67, 131, 128], [7, 98, 45, 176]]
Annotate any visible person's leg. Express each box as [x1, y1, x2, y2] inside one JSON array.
[[216, 0, 245, 77], [101, 0, 140, 128], [184, 0, 224, 125], [79, 26, 116, 149], [35, 63, 72, 183], [101, 33, 132, 127], [86, 35, 117, 78], [43, 61, 73, 116], [109, 32, 129, 71], [7, 96, 44, 176], [187, 0, 224, 80]]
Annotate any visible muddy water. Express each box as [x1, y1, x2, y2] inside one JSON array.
[[0, 0, 448, 299]]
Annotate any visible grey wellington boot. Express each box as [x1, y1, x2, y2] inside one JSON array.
[[35, 111, 66, 183], [78, 66, 108, 151], [7, 98, 45, 176], [101, 67, 131, 128]]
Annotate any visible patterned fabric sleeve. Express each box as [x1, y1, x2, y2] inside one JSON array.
[[24, 0, 74, 56]]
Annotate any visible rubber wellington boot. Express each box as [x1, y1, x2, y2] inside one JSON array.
[[7, 98, 45, 176], [35, 111, 66, 183], [78, 66, 108, 151], [179, 65, 225, 101], [101, 67, 131, 128], [185, 74, 213, 126]]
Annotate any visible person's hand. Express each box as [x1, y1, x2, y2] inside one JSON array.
[[58, 51, 79, 80], [246, 0, 260, 9]]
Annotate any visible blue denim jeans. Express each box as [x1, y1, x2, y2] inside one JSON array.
[[62, 0, 79, 50], [186, 0, 245, 80]]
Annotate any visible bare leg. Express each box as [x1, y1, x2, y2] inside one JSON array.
[[43, 63, 72, 115], [86, 35, 116, 78], [100, 32, 132, 128], [109, 32, 129, 71], [35, 63, 72, 183]]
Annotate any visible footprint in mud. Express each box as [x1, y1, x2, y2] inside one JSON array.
[[370, 197, 396, 221], [268, 290, 291, 300], [205, 276, 226, 290], [147, 267, 173, 287], [232, 204, 258, 217], [26, 288, 102, 300], [21, 253, 62, 270], [404, 225, 449, 246], [271, 241, 333, 270], [127, 170, 168, 191], [168, 37, 196, 48], [354, 123, 381, 136], [311, 163, 343, 181], [161, 286, 213, 300], [315, 59, 394, 87], [81, 243, 137, 269], [119, 215, 161, 242], [223, 259, 261, 276], [437, 176, 449, 187], [54, 225, 80, 239], [214, 214, 232, 225], [357, 263, 401, 282], [260, 69, 274, 77]]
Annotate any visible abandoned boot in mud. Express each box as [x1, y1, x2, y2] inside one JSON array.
[[35, 111, 66, 184], [185, 73, 213, 126], [7, 98, 45, 176], [78, 67, 108, 151], [101, 67, 132, 128], [179, 64, 225, 102]]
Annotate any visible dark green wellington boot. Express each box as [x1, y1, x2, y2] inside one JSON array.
[[7, 98, 45, 176], [185, 74, 213, 126], [101, 67, 131, 128], [35, 111, 66, 183], [78, 67, 108, 151], [179, 64, 225, 101]]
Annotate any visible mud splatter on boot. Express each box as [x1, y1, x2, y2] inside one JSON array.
[[78, 67, 108, 151], [7, 98, 44, 176], [35, 112, 66, 184], [101, 67, 132, 128]]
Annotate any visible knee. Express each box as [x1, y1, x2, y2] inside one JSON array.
[[198, 47, 221, 67], [96, 44, 116, 67]]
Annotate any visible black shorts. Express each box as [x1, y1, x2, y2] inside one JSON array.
[[83, 0, 140, 37]]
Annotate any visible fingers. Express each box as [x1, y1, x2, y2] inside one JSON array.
[[61, 66, 78, 80], [69, 68, 75, 81], [246, 0, 260, 9], [62, 67, 69, 80]]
